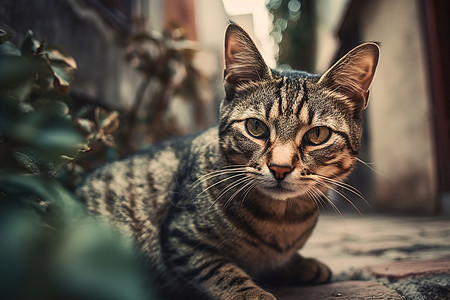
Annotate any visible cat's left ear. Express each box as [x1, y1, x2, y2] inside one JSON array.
[[224, 23, 271, 97], [319, 42, 379, 110]]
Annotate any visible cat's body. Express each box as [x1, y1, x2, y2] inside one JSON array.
[[77, 24, 379, 300]]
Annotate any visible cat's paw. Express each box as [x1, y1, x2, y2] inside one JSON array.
[[232, 288, 277, 300], [265, 255, 332, 286], [291, 257, 332, 284]]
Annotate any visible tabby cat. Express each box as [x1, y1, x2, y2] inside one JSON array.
[[77, 23, 379, 300]]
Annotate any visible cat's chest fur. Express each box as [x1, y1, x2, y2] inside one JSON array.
[[220, 199, 319, 273]]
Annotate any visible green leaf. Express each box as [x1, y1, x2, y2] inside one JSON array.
[[0, 99, 84, 163], [0, 56, 34, 90], [50, 60, 75, 94], [13, 148, 45, 174], [44, 48, 77, 94], [34, 99, 69, 116], [75, 118, 95, 135], [7, 78, 34, 102], [0, 29, 14, 44], [12, 147, 56, 176], [0, 98, 27, 135], [18, 102, 34, 114], [55, 221, 150, 300], [0, 209, 41, 297], [60, 154, 77, 162], [20, 30, 42, 57], [100, 134, 115, 147], [96, 108, 119, 133], [0, 40, 35, 101], [0, 41, 20, 56], [35, 127, 83, 151], [12, 145, 78, 178], [0, 172, 84, 218], [45, 47, 77, 69], [33, 57, 55, 91]]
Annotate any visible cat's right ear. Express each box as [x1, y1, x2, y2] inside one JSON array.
[[224, 23, 271, 99]]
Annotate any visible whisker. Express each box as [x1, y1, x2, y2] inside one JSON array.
[[315, 174, 371, 208], [190, 167, 248, 190], [313, 190, 327, 211], [310, 185, 342, 217], [194, 165, 247, 182], [356, 157, 387, 178], [223, 179, 255, 209], [216, 178, 249, 203], [241, 181, 256, 205], [195, 173, 247, 202], [315, 174, 364, 199], [356, 157, 376, 165], [314, 180, 362, 216], [305, 189, 319, 209], [305, 189, 321, 210], [308, 187, 329, 212], [210, 177, 252, 208]]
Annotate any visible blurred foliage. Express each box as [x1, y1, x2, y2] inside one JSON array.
[[0, 28, 120, 181], [0, 21, 210, 299], [121, 21, 212, 153], [267, 0, 316, 72], [0, 29, 154, 300]]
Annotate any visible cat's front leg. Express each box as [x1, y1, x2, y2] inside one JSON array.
[[162, 229, 276, 299], [168, 252, 276, 299]]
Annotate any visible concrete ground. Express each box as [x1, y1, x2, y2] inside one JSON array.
[[274, 214, 450, 299]]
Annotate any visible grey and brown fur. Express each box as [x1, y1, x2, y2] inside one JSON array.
[[77, 23, 379, 300]]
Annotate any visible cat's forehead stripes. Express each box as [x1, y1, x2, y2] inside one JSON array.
[[291, 79, 305, 115], [297, 101, 310, 125], [280, 76, 289, 114], [267, 93, 279, 120], [267, 74, 308, 124]]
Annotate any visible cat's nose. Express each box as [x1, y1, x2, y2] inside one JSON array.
[[268, 163, 293, 181]]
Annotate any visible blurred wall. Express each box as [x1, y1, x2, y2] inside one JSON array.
[[360, 0, 437, 214], [194, 0, 229, 108]]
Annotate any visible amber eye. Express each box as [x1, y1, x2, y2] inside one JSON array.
[[245, 118, 269, 139], [304, 126, 331, 145]]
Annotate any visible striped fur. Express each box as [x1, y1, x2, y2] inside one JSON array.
[[77, 23, 379, 300]]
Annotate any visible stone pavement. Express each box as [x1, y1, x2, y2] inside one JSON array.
[[274, 214, 450, 299]]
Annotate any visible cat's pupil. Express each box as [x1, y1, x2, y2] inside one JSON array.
[[314, 128, 320, 138], [305, 126, 331, 145], [246, 118, 269, 139]]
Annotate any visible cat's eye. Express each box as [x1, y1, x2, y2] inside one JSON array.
[[304, 126, 331, 145], [245, 118, 269, 139]]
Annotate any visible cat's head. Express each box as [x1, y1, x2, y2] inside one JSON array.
[[219, 23, 379, 200]]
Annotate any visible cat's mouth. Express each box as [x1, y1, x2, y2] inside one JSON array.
[[258, 182, 305, 200], [268, 184, 293, 193]]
